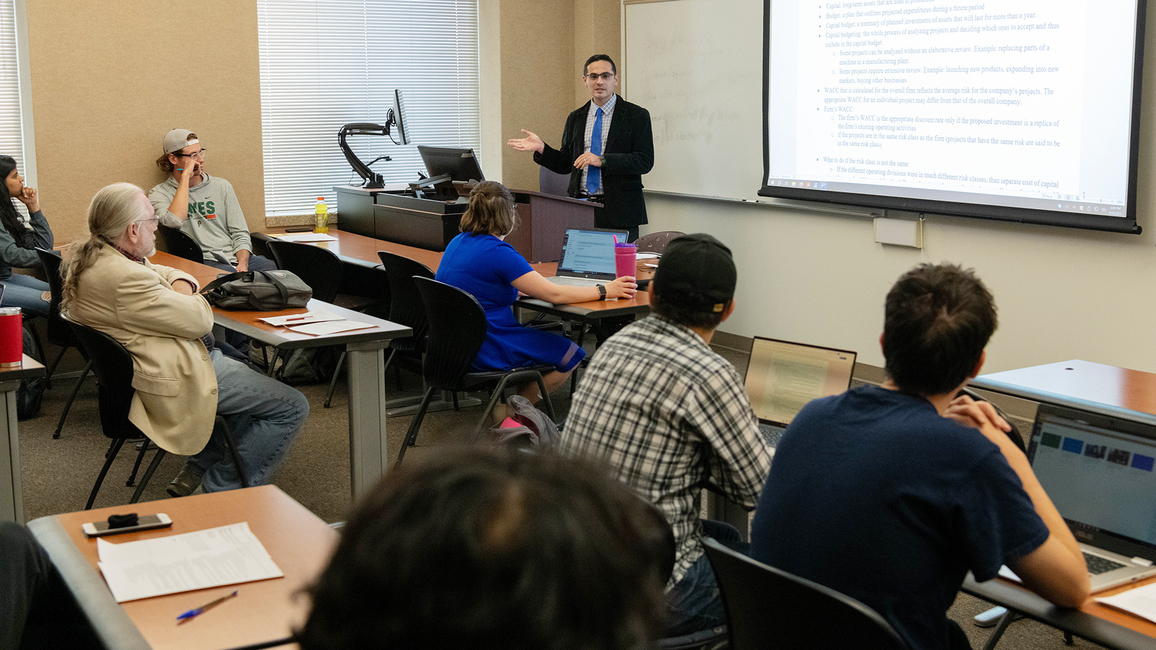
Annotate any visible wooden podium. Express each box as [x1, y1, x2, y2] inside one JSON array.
[[349, 188, 596, 262]]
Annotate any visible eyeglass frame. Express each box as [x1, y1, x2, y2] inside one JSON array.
[[584, 72, 616, 81], [174, 149, 207, 159]]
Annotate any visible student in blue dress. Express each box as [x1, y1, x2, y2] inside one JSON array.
[[0, 156, 52, 316], [436, 181, 637, 402]]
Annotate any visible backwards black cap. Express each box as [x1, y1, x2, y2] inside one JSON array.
[[651, 233, 736, 313]]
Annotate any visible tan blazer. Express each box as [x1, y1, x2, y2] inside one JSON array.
[[68, 245, 217, 455]]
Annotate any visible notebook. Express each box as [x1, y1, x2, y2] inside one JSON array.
[[1017, 403, 1156, 592], [743, 336, 857, 447], [547, 229, 628, 288]]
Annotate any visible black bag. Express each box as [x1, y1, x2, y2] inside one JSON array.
[[202, 270, 312, 311], [17, 321, 45, 420]]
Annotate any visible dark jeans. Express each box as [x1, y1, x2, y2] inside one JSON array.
[[665, 519, 747, 637], [0, 523, 99, 649]]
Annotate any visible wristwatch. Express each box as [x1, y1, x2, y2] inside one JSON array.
[[596, 284, 607, 300], [599, 155, 606, 167]]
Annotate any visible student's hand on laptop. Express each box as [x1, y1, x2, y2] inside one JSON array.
[[606, 276, 637, 299], [945, 394, 1012, 437]]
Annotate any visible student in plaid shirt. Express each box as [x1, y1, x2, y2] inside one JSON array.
[[559, 233, 773, 636]]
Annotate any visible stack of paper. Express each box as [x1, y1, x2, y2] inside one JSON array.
[[274, 233, 337, 243], [97, 522, 283, 603], [1097, 581, 1156, 624]]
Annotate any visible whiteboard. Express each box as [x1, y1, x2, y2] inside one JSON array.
[[623, 0, 764, 202]]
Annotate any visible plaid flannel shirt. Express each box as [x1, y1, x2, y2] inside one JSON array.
[[559, 314, 773, 586]]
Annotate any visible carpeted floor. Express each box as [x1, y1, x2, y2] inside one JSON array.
[[16, 343, 1111, 650]]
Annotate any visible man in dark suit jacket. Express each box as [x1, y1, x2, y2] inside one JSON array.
[[508, 54, 654, 242]]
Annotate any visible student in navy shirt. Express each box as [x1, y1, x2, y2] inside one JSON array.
[[436, 181, 636, 403], [749, 263, 1089, 650]]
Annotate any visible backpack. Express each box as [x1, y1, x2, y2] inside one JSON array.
[[17, 320, 45, 420], [480, 395, 559, 448]]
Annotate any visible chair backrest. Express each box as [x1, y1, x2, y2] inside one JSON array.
[[266, 240, 343, 303], [702, 538, 910, 650], [65, 320, 146, 441], [377, 251, 435, 353], [412, 277, 489, 390], [539, 166, 571, 197], [635, 230, 686, 254], [34, 248, 71, 346], [157, 225, 205, 263]]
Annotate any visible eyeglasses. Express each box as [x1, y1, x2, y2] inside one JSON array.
[[135, 218, 159, 227], [175, 149, 207, 159], [585, 72, 615, 81]]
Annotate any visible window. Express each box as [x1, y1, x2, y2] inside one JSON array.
[[256, 0, 480, 217], [0, 0, 28, 189]]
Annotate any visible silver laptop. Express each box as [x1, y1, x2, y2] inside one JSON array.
[[1011, 403, 1156, 592], [547, 229, 628, 287], [743, 336, 857, 447]]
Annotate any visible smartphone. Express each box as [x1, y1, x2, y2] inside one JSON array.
[[82, 513, 172, 537], [285, 226, 313, 233]]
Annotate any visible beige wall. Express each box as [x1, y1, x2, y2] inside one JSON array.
[[24, 0, 265, 243]]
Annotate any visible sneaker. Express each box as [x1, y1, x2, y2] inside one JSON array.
[[166, 466, 202, 498]]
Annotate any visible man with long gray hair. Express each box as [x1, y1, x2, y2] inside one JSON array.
[[62, 182, 308, 497]]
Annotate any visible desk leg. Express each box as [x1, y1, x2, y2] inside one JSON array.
[[346, 344, 388, 499], [0, 379, 22, 523]]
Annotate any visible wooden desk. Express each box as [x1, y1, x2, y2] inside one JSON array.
[[149, 251, 413, 498], [963, 573, 1156, 650], [0, 355, 45, 523], [28, 485, 336, 650], [970, 360, 1156, 427]]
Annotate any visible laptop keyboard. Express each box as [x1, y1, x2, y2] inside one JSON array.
[[759, 423, 786, 448], [1084, 551, 1126, 575], [550, 276, 601, 287]]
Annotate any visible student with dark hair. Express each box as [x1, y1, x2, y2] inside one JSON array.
[[298, 447, 671, 650], [560, 233, 773, 637], [750, 263, 1089, 650], [507, 54, 654, 242], [0, 155, 52, 316], [435, 180, 636, 402]]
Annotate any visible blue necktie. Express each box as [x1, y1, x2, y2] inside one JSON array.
[[587, 107, 603, 196]]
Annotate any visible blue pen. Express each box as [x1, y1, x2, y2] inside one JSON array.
[[176, 590, 238, 624]]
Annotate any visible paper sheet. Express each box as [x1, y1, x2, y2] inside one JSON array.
[[273, 233, 337, 242], [97, 522, 283, 603], [259, 310, 342, 327], [636, 252, 660, 260], [288, 320, 376, 335], [1096, 581, 1156, 624]]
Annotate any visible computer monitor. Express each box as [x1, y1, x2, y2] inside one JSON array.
[[418, 146, 485, 183], [389, 89, 409, 146]]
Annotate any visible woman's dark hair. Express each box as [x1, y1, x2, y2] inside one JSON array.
[[0, 155, 29, 249], [459, 180, 517, 236], [298, 447, 672, 650]]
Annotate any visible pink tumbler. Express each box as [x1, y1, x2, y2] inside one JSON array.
[[614, 243, 637, 279], [0, 308, 22, 368]]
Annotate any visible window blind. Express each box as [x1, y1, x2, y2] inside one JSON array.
[[0, 0, 26, 192], [256, 0, 480, 217]]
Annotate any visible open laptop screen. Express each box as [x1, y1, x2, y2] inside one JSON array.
[[744, 337, 857, 426], [1029, 404, 1156, 550], [558, 229, 618, 278]]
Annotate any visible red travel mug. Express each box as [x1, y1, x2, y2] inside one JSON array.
[[0, 308, 22, 368], [614, 243, 637, 279]]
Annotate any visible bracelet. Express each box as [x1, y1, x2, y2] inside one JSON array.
[[596, 284, 607, 300]]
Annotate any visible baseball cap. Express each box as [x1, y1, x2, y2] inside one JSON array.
[[651, 233, 736, 313], [162, 129, 198, 155]]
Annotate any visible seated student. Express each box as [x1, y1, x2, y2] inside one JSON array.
[[559, 233, 773, 637], [298, 447, 671, 650], [434, 180, 636, 402], [749, 263, 1089, 650], [0, 522, 99, 649], [63, 183, 309, 497], [148, 129, 275, 273], [0, 156, 52, 316]]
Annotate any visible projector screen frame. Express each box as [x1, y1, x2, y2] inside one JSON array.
[[759, 0, 1148, 235]]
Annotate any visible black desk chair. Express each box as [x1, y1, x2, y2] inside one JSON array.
[[266, 239, 347, 387], [635, 230, 685, 254], [34, 248, 92, 439], [375, 251, 435, 399], [157, 225, 204, 263], [702, 538, 910, 650], [399, 277, 555, 463], [539, 166, 571, 197], [67, 320, 248, 509]]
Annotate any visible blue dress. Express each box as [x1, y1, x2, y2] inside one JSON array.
[[436, 233, 584, 373]]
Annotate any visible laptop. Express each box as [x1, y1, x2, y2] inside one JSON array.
[[547, 228, 628, 287], [1007, 403, 1156, 592], [743, 336, 857, 447]]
